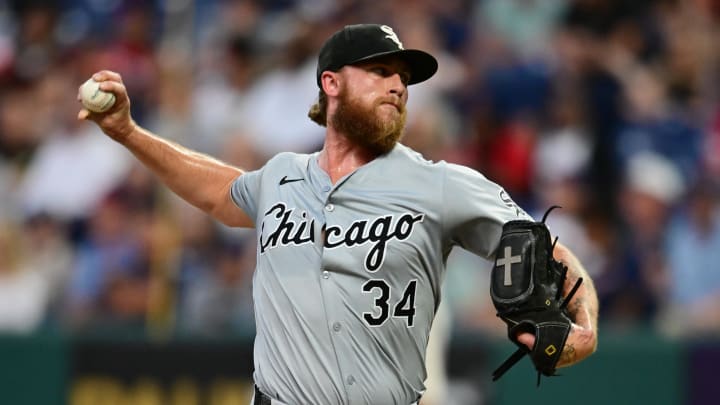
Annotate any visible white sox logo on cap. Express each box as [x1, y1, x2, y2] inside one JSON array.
[[380, 25, 403, 49]]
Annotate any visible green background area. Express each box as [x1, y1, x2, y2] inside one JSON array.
[[1, 328, 715, 405], [0, 334, 68, 405], [487, 330, 686, 405]]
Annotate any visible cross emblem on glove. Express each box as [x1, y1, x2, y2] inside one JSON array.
[[496, 246, 522, 286]]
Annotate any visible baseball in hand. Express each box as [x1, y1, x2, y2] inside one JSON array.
[[79, 78, 116, 113]]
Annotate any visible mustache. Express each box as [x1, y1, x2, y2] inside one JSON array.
[[375, 97, 405, 113]]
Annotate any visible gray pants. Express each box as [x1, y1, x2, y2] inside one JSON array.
[[251, 386, 419, 405]]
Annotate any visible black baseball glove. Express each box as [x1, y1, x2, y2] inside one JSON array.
[[489, 206, 583, 385]]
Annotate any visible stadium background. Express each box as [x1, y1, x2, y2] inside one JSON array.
[[0, 0, 719, 404]]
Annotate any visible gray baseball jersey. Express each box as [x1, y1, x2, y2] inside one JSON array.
[[231, 143, 530, 404]]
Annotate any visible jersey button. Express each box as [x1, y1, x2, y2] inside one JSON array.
[[325, 203, 334, 212], [322, 271, 330, 279], [332, 322, 341, 332], [322, 185, 331, 192], [346, 375, 355, 386]]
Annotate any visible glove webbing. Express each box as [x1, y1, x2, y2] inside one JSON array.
[[491, 276, 583, 385]]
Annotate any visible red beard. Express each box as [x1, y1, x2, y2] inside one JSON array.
[[331, 85, 407, 155]]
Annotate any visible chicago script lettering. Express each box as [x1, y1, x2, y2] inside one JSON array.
[[259, 203, 314, 253], [259, 202, 425, 272], [325, 214, 424, 271]]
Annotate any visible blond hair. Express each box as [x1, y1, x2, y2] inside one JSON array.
[[307, 90, 328, 127]]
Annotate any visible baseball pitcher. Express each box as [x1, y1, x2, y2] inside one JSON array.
[[78, 24, 598, 405]]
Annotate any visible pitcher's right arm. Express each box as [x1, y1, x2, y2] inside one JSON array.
[[78, 70, 253, 228]]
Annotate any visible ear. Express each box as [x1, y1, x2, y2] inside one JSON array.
[[321, 71, 341, 96]]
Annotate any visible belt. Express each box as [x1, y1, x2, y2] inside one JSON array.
[[253, 385, 285, 405], [253, 385, 419, 405]]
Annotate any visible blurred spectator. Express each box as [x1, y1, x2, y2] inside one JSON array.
[[180, 240, 255, 337], [240, 21, 325, 156], [164, 200, 222, 327], [87, 2, 160, 124], [7, 1, 59, 81], [598, 152, 685, 326], [63, 189, 152, 331], [614, 65, 703, 184], [19, 213, 74, 326], [0, 224, 51, 333], [0, 82, 43, 162], [484, 117, 537, 205], [476, 0, 567, 59], [17, 120, 133, 222], [533, 87, 593, 190], [660, 179, 720, 337], [531, 86, 606, 277], [153, 191, 256, 336], [146, 45, 195, 149], [191, 33, 262, 154]]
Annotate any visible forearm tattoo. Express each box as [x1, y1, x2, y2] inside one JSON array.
[[563, 257, 599, 329], [560, 342, 577, 364], [567, 296, 583, 316]]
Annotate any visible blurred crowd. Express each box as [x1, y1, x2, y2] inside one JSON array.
[[0, 0, 720, 341]]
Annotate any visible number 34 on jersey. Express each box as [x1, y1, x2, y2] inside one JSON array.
[[362, 279, 417, 327]]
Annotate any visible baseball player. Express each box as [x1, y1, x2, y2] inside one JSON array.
[[78, 24, 598, 405]]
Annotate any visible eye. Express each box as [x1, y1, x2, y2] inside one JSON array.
[[370, 66, 389, 76], [369, 65, 410, 85]]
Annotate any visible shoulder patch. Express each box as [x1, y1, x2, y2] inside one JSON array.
[[499, 189, 523, 217]]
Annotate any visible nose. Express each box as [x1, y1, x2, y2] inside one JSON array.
[[388, 73, 406, 99]]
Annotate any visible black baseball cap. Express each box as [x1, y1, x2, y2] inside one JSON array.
[[316, 24, 438, 87]]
